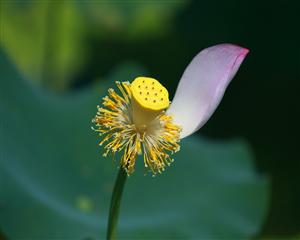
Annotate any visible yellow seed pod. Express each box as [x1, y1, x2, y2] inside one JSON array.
[[131, 77, 169, 111]]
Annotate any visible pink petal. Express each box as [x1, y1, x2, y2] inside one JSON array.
[[167, 44, 249, 139]]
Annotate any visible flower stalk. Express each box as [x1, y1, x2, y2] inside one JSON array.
[[107, 167, 127, 240]]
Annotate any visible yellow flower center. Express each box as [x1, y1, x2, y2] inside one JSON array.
[[92, 77, 181, 176], [131, 77, 169, 111]]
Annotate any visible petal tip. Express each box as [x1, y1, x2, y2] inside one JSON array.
[[239, 47, 250, 57], [242, 47, 250, 55], [234, 46, 249, 70], [216, 43, 249, 53], [218, 44, 249, 74]]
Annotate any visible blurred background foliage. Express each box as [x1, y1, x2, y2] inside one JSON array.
[[0, 0, 299, 239], [0, 0, 186, 90]]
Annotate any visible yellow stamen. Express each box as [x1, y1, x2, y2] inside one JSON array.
[[92, 78, 181, 175]]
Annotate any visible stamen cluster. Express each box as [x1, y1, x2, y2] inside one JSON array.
[[92, 81, 181, 175]]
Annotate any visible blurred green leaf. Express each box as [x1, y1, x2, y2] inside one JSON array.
[[80, 0, 188, 40], [0, 1, 86, 90], [0, 50, 269, 239], [0, 1, 187, 91]]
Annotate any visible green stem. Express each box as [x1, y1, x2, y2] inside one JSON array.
[[106, 167, 127, 240]]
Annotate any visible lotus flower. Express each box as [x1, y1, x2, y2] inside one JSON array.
[[93, 44, 249, 175]]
